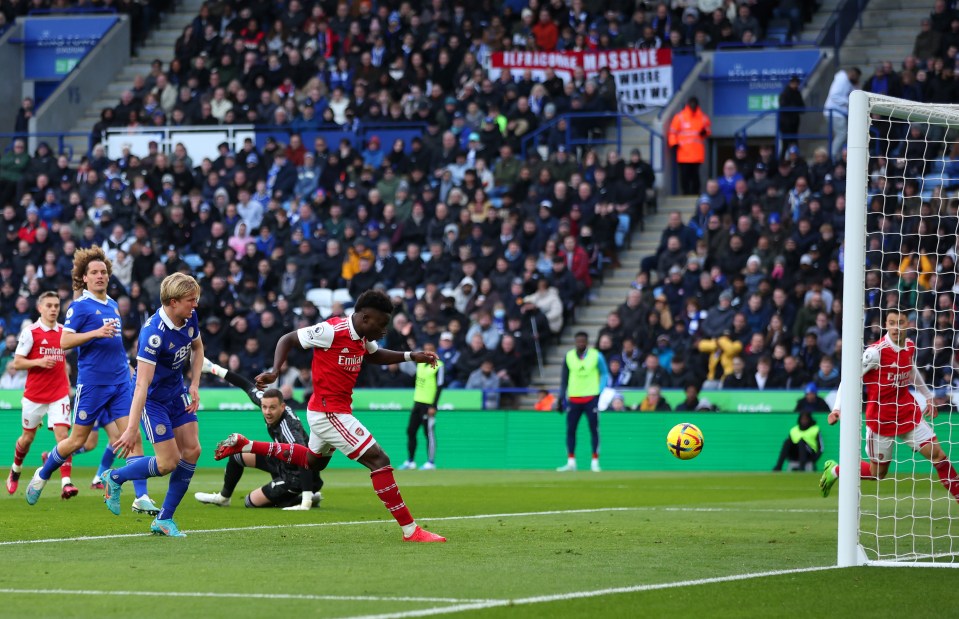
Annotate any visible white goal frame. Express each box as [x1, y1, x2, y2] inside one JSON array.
[[839, 90, 959, 568]]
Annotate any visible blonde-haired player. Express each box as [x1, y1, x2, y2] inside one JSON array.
[[102, 273, 204, 537]]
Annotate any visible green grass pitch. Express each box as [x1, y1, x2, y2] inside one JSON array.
[[1, 468, 956, 618]]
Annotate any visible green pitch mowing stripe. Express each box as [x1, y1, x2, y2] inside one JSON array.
[[0, 470, 953, 619]]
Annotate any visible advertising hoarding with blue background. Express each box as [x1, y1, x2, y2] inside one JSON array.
[[712, 49, 822, 116], [23, 16, 116, 81]]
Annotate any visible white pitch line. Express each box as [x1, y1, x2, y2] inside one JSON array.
[[334, 565, 842, 619], [0, 588, 500, 604], [0, 505, 835, 547]]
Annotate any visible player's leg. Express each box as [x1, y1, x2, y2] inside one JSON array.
[[402, 406, 422, 469], [102, 399, 175, 515], [27, 397, 95, 505], [7, 418, 37, 494], [51, 424, 79, 499], [558, 403, 584, 471], [48, 397, 78, 497], [196, 453, 259, 506], [108, 381, 152, 501], [152, 418, 200, 535], [80, 425, 108, 489], [912, 421, 959, 501], [585, 398, 600, 472], [245, 476, 302, 508], [346, 415, 444, 542]]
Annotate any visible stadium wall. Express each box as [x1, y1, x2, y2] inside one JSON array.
[[6, 407, 905, 473], [0, 22, 23, 143], [28, 15, 129, 154]]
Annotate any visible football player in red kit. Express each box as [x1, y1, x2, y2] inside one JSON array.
[[213, 290, 445, 542], [820, 309, 959, 503]]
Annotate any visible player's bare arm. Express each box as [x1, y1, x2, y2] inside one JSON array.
[[366, 349, 438, 367], [255, 331, 302, 388], [113, 360, 155, 458], [12, 354, 56, 370]]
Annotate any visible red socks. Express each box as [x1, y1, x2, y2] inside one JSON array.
[[14, 439, 28, 466], [371, 466, 414, 526], [61, 456, 72, 480], [934, 459, 959, 500], [249, 441, 312, 468], [859, 461, 876, 480]]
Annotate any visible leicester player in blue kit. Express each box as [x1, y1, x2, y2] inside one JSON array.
[[102, 273, 204, 537], [25, 247, 157, 513]]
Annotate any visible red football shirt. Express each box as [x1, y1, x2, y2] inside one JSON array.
[[863, 335, 922, 437], [297, 315, 378, 414], [15, 321, 69, 404]]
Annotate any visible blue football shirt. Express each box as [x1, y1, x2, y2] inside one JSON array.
[[135, 307, 200, 403], [63, 290, 129, 386]]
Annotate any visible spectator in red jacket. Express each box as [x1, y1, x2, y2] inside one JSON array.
[[560, 235, 592, 290], [532, 9, 559, 51]]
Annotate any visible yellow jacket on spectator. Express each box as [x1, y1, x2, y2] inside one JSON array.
[[898, 253, 935, 291], [342, 245, 374, 282], [697, 335, 743, 381]]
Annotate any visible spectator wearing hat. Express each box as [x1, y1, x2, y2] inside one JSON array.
[[795, 382, 831, 415]]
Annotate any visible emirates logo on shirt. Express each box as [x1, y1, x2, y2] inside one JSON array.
[[337, 353, 363, 372]]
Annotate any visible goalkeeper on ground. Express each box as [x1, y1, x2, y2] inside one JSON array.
[[194, 359, 324, 510], [819, 308, 959, 503]]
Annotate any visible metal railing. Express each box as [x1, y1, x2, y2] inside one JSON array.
[[0, 131, 90, 159], [733, 107, 848, 154], [519, 111, 665, 173], [817, 0, 871, 66]]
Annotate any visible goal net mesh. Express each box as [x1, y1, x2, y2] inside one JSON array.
[[856, 95, 959, 564]]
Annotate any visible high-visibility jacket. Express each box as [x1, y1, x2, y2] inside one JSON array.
[[668, 105, 712, 164]]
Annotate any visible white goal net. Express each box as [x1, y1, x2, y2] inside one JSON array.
[[840, 91, 959, 567]]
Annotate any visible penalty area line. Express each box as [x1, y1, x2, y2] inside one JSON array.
[[334, 565, 842, 619], [0, 588, 501, 604], [0, 505, 835, 547]]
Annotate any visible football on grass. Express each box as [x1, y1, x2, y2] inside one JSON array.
[[667, 423, 704, 460]]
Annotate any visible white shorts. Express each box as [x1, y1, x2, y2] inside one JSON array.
[[866, 419, 936, 463], [22, 396, 72, 431], [306, 411, 377, 461]]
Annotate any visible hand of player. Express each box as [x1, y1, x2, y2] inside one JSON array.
[[427, 406, 436, 416], [37, 356, 57, 369], [187, 384, 200, 413], [112, 429, 138, 459], [923, 401, 938, 420], [282, 504, 310, 511], [94, 322, 117, 339], [411, 351, 437, 367], [255, 371, 278, 389], [828, 410, 840, 425]]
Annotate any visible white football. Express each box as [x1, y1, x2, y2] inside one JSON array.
[[862, 347, 880, 370]]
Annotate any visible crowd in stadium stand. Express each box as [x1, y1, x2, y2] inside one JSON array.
[[0, 0, 838, 404]]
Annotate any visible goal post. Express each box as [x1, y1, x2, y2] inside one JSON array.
[[839, 90, 959, 567], [837, 89, 868, 568]]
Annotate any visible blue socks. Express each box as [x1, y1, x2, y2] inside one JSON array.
[[125, 455, 150, 498], [110, 456, 160, 484], [96, 445, 116, 479], [158, 460, 196, 521], [38, 447, 67, 481]]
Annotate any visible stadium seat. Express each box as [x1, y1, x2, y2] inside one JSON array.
[[332, 288, 353, 306], [306, 288, 333, 310]]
